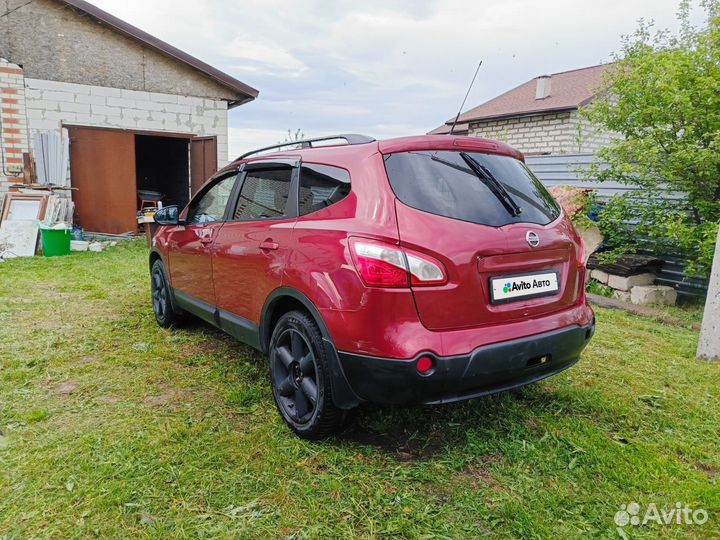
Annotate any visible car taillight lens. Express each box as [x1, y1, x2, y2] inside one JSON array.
[[577, 237, 586, 267], [405, 253, 447, 286], [349, 239, 448, 288]]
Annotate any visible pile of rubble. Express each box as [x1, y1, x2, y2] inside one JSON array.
[[588, 254, 678, 306], [70, 240, 118, 252]]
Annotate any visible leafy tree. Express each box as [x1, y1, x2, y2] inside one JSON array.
[[581, 0, 720, 276]]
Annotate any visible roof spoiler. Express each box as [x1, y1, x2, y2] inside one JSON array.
[[237, 134, 375, 160]]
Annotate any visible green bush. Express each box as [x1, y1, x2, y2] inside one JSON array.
[[581, 0, 720, 277]]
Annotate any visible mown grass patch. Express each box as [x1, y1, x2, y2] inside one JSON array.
[[0, 241, 718, 539]]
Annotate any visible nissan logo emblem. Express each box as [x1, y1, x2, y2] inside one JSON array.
[[526, 231, 540, 247]]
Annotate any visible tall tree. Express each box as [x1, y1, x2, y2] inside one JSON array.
[[582, 0, 720, 276]]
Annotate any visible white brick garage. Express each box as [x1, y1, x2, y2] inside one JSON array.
[[22, 78, 234, 233], [0, 0, 258, 233], [24, 78, 230, 162]]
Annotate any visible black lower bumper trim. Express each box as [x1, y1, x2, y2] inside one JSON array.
[[337, 321, 595, 406]]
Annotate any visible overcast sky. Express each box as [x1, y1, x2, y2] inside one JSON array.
[[90, 0, 690, 157]]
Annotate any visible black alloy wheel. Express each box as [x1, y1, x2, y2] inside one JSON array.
[[269, 310, 346, 438], [150, 260, 182, 327], [272, 328, 318, 422]]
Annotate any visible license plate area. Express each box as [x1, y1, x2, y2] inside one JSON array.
[[490, 271, 560, 304]]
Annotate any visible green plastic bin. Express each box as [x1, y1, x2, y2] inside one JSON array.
[[40, 227, 71, 257]]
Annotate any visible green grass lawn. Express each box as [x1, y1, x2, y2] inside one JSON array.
[[1, 241, 718, 539]]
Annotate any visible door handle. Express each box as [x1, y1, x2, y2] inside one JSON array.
[[259, 240, 279, 250], [199, 228, 214, 244]]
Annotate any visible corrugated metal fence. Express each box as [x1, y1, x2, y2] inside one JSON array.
[[526, 153, 708, 297]]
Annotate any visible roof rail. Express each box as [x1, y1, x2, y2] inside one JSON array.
[[236, 134, 375, 160]]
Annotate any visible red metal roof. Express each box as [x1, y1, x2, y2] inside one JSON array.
[[430, 64, 610, 133], [56, 0, 259, 107], [427, 123, 468, 135]]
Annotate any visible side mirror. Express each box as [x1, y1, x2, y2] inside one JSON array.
[[154, 206, 183, 226]]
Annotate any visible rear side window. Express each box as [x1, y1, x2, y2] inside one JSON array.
[[233, 167, 292, 221], [298, 163, 351, 215], [384, 151, 560, 227]]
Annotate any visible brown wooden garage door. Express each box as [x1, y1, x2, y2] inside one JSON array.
[[68, 127, 137, 234], [190, 136, 218, 196]]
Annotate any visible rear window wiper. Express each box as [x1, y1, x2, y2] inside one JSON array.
[[459, 152, 523, 217]]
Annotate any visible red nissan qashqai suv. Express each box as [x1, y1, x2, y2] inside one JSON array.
[[149, 134, 595, 439]]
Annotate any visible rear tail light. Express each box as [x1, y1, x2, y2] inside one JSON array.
[[349, 241, 408, 287], [349, 238, 448, 288]]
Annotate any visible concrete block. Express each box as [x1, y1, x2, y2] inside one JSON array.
[[607, 272, 655, 292], [177, 95, 201, 106], [103, 115, 126, 127], [44, 110, 72, 122], [90, 85, 122, 97], [107, 97, 136, 108], [73, 113, 96, 124], [24, 88, 42, 100], [58, 101, 91, 114], [88, 242, 103, 252], [75, 94, 106, 106], [121, 89, 149, 100], [164, 102, 193, 114], [122, 109, 151, 121], [630, 285, 677, 306], [140, 100, 165, 111], [91, 105, 121, 116], [612, 290, 631, 302], [24, 78, 64, 91], [70, 240, 88, 252], [147, 92, 177, 104], [42, 90, 75, 102], [590, 269, 609, 284]]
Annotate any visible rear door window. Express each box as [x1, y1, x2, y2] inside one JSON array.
[[298, 163, 351, 215], [233, 167, 293, 221], [383, 151, 560, 227]]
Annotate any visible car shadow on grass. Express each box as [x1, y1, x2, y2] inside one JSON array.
[[330, 384, 572, 461], [177, 318, 591, 460]]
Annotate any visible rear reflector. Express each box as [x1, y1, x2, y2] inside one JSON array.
[[349, 238, 448, 288], [416, 356, 433, 374]]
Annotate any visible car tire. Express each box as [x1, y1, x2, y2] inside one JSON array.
[[269, 310, 346, 439], [150, 259, 183, 328]]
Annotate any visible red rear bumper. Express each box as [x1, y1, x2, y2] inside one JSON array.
[[322, 298, 595, 359], [336, 318, 595, 406]]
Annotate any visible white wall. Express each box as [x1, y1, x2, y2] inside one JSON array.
[[468, 110, 614, 155], [24, 78, 229, 164]]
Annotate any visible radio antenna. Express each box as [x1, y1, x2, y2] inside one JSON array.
[[449, 60, 482, 135]]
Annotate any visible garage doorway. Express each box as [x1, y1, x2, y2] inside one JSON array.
[[135, 135, 190, 210], [68, 126, 217, 234]]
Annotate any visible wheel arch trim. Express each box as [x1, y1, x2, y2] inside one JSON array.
[[148, 248, 182, 315], [261, 287, 361, 409]]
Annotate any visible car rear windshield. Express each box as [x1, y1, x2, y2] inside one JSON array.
[[384, 151, 561, 227]]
